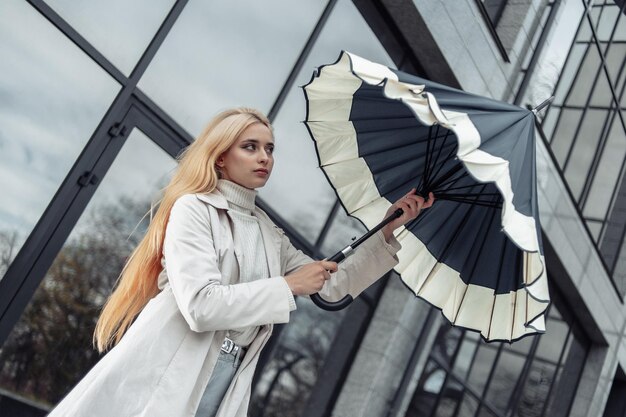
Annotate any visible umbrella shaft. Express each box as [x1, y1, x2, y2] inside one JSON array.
[[327, 208, 403, 264]]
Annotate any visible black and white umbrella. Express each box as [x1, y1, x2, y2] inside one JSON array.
[[302, 51, 549, 342]]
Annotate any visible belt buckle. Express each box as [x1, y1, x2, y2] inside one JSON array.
[[221, 338, 235, 354]]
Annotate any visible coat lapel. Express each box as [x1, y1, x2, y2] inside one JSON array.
[[256, 214, 282, 278]]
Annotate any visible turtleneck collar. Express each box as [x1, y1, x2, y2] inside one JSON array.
[[216, 179, 257, 213]]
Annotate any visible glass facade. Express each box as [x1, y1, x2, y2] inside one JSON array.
[[540, 0, 626, 295], [0, 129, 175, 407], [405, 301, 588, 417], [0, 0, 120, 281], [0, 0, 616, 416], [0, 0, 396, 414]]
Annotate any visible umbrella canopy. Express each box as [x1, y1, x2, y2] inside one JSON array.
[[302, 51, 549, 342]]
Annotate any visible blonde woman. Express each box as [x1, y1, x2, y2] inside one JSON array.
[[49, 108, 433, 417]]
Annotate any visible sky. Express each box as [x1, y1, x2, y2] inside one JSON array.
[[0, 0, 588, 268]]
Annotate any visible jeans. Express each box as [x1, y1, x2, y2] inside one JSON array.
[[195, 350, 243, 417]]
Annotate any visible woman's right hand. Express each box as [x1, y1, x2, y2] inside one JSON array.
[[285, 261, 338, 296]]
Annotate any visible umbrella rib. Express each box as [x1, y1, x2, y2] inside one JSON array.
[[419, 125, 434, 194], [448, 186, 495, 324], [434, 171, 471, 192], [438, 183, 484, 193], [424, 127, 456, 192], [435, 196, 502, 209], [487, 225, 510, 340], [456, 197, 501, 326], [427, 164, 465, 191]]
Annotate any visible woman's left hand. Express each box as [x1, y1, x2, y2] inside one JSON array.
[[382, 188, 435, 242]]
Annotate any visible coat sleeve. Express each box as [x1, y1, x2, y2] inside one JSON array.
[[163, 195, 293, 332], [279, 225, 402, 302]]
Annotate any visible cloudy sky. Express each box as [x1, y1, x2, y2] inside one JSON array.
[[0, 0, 587, 265]]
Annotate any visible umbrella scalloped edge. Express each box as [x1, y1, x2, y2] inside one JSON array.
[[303, 50, 550, 342]]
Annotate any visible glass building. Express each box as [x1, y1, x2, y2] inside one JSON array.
[[0, 0, 624, 416]]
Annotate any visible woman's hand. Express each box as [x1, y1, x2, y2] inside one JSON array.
[[382, 188, 435, 242], [285, 261, 338, 296]]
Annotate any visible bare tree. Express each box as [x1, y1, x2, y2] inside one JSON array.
[[0, 195, 152, 407]]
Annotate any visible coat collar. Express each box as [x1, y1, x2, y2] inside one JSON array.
[[196, 190, 229, 210], [195, 191, 282, 278]]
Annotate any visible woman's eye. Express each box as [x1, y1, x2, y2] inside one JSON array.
[[243, 144, 255, 150], [266, 147, 274, 154]]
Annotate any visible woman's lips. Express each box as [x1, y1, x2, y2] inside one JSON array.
[[254, 169, 269, 176]]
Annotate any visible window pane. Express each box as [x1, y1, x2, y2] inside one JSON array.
[[467, 344, 498, 396], [553, 44, 585, 106], [595, 5, 621, 42], [0, 129, 175, 407], [564, 109, 607, 199], [0, 1, 119, 280], [549, 109, 583, 166], [138, 0, 327, 135], [577, 7, 601, 42], [516, 361, 557, 417], [320, 203, 367, 256], [535, 319, 568, 363], [565, 43, 601, 107], [452, 334, 479, 382], [604, 43, 626, 92], [249, 297, 345, 416], [586, 220, 602, 242], [484, 351, 526, 414], [457, 393, 480, 417], [45, 0, 174, 75], [590, 71, 615, 108], [582, 115, 626, 220], [541, 108, 560, 138], [258, 0, 396, 244], [435, 378, 464, 417], [406, 360, 444, 417]]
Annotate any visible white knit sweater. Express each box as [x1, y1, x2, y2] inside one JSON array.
[[217, 180, 296, 347]]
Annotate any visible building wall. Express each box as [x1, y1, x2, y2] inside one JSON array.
[[333, 1, 626, 416]]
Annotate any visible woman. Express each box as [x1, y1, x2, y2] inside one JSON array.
[[49, 108, 433, 417]]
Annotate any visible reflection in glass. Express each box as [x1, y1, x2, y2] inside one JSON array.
[[435, 378, 464, 417], [563, 109, 607, 199], [566, 45, 599, 107], [516, 361, 556, 416], [0, 1, 119, 281], [259, 0, 395, 245], [466, 345, 497, 396], [0, 129, 175, 408], [320, 204, 367, 256], [452, 335, 479, 381], [457, 393, 479, 417], [550, 109, 583, 165], [406, 360, 443, 417], [45, 0, 174, 75], [250, 298, 345, 417], [582, 116, 626, 220], [138, 0, 327, 135], [552, 44, 585, 106], [484, 351, 525, 413], [251, 2, 398, 414]]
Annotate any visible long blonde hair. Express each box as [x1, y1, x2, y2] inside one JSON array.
[[94, 107, 271, 352]]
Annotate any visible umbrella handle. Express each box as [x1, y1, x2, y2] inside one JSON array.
[[310, 294, 354, 311], [309, 208, 404, 311]]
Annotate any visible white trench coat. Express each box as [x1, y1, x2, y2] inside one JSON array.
[[49, 190, 401, 417]]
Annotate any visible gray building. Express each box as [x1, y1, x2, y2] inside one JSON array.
[[0, 0, 624, 416]]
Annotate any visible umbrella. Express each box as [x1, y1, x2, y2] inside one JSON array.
[[302, 51, 549, 342]]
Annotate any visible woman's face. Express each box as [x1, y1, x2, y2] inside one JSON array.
[[218, 123, 275, 189]]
